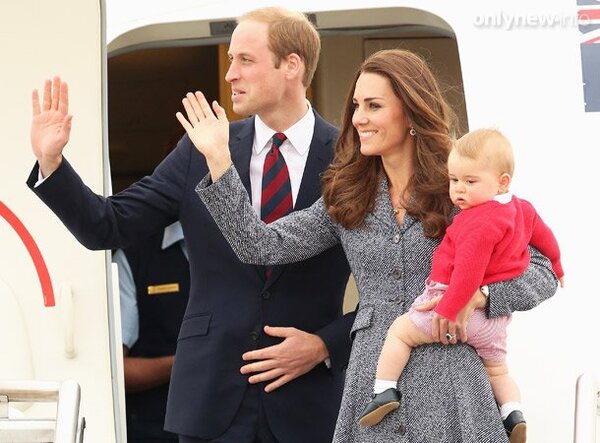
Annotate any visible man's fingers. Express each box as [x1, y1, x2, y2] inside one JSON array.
[[175, 112, 193, 133], [186, 92, 205, 120], [63, 115, 73, 136], [242, 344, 278, 362], [51, 76, 60, 111], [42, 79, 52, 111], [212, 100, 227, 121], [181, 97, 198, 125], [264, 374, 292, 393], [241, 359, 275, 375], [248, 368, 285, 385], [32, 89, 41, 116], [58, 81, 69, 115], [195, 91, 214, 120], [182, 96, 198, 122], [263, 325, 295, 338]]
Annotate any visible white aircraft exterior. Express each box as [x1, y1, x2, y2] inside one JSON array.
[[1, 0, 598, 441]]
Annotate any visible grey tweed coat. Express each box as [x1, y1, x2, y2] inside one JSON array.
[[197, 166, 557, 443]]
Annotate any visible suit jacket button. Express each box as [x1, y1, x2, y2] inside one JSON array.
[[392, 269, 402, 280], [396, 424, 406, 435], [393, 234, 401, 244], [261, 291, 271, 299], [250, 331, 259, 341]]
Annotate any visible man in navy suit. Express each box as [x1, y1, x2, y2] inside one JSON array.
[[28, 7, 353, 443]]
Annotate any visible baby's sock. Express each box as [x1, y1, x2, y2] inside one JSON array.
[[373, 379, 397, 394], [500, 401, 523, 420]]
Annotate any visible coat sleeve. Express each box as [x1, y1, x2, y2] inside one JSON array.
[[196, 165, 341, 265], [315, 307, 356, 371], [487, 245, 558, 317]]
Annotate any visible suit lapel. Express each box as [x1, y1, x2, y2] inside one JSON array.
[[228, 117, 266, 280], [264, 110, 336, 289], [294, 111, 334, 210], [229, 117, 255, 202]]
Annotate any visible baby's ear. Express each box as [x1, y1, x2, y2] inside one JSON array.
[[498, 173, 511, 193]]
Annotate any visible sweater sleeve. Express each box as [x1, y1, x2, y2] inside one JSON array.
[[434, 210, 504, 321], [529, 208, 564, 279]]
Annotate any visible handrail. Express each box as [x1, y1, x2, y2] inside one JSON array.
[[54, 380, 81, 443], [0, 379, 82, 443], [574, 372, 600, 442], [0, 381, 60, 403]]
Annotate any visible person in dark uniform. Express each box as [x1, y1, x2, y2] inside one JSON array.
[[114, 220, 188, 442]]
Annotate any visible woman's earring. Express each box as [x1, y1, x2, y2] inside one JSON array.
[[409, 127, 416, 136]]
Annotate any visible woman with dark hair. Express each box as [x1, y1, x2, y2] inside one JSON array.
[[178, 49, 558, 442]]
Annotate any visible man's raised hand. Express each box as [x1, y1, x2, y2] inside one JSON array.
[[31, 76, 72, 177]]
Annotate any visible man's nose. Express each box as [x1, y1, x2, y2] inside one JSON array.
[[225, 62, 237, 82]]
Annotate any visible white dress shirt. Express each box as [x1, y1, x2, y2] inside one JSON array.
[[249, 103, 315, 215]]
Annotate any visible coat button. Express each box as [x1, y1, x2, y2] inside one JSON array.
[[250, 331, 259, 341], [392, 269, 402, 280], [396, 424, 406, 435], [261, 291, 271, 299], [393, 234, 400, 243]]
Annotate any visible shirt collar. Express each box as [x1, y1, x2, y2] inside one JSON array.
[[162, 221, 184, 250], [494, 192, 513, 204], [253, 100, 314, 156]]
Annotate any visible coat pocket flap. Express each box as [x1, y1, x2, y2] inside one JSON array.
[[178, 314, 211, 340], [350, 306, 374, 338]]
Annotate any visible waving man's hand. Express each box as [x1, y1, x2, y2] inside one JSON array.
[[31, 76, 72, 177], [176, 91, 232, 181]]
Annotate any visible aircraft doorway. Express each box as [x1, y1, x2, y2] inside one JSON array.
[[106, 7, 468, 312]]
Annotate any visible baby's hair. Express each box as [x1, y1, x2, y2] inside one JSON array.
[[454, 128, 514, 176]]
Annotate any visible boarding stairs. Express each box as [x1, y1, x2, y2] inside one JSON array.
[[0, 380, 84, 442]]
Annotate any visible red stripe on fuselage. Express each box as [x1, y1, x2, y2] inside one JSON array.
[[0, 200, 55, 307]]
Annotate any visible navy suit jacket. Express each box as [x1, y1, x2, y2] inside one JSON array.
[[27, 111, 354, 443]]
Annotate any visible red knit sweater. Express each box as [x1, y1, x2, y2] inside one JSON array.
[[432, 196, 563, 321]]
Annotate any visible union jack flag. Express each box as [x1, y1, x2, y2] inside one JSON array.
[[578, 0, 600, 111]]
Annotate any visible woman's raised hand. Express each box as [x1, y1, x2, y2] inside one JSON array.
[[176, 91, 232, 181]]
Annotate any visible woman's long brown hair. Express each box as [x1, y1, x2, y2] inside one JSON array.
[[321, 49, 455, 238]]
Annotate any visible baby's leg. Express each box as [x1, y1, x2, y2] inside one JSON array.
[[359, 313, 435, 427], [483, 360, 520, 405], [376, 313, 436, 382], [483, 359, 526, 443]]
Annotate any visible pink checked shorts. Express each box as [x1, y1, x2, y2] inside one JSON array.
[[408, 279, 511, 362]]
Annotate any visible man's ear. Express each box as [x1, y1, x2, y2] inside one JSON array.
[[499, 173, 512, 193], [284, 53, 303, 80]]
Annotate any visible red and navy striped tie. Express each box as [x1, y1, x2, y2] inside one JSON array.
[[261, 133, 292, 224]]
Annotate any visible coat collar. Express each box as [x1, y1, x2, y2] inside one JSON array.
[[370, 174, 418, 233]]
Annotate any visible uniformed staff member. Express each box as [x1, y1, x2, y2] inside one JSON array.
[[114, 221, 188, 442]]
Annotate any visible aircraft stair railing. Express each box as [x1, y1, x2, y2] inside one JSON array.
[[574, 372, 600, 442], [0, 380, 84, 443]]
